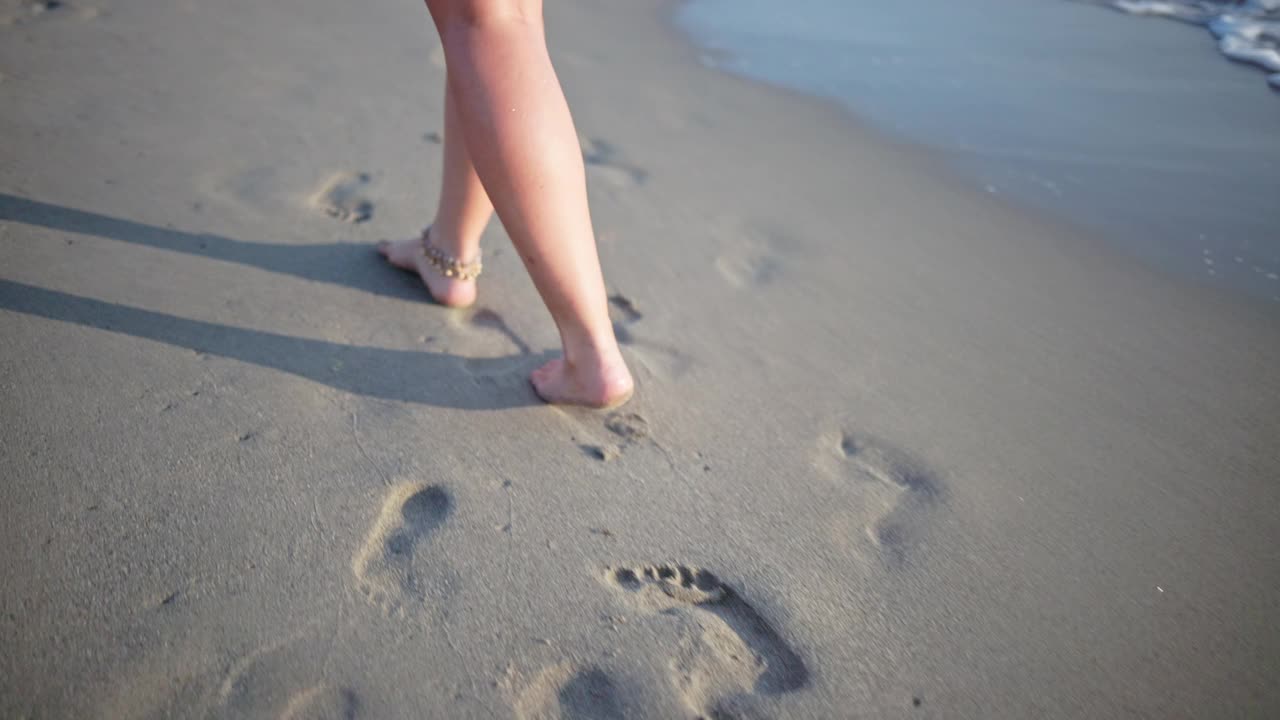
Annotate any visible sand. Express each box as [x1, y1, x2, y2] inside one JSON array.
[[1, 0, 1278, 717]]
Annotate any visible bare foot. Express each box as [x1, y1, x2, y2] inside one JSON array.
[[376, 234, 477, 308], [530, 354, 634, 409]]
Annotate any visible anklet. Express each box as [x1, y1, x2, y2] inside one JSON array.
[[420, 227, 482, 280]]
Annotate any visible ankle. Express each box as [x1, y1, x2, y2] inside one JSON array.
[[560, 326, 623, 367], [427, 222, 482, 263]]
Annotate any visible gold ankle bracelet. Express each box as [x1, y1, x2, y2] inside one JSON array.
[[420, 227, 482, 281]]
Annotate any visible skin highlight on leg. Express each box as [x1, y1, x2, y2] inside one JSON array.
[[378, 82, 492, 308], [433, 79, 497, 255], [421, 0, 633, 408]]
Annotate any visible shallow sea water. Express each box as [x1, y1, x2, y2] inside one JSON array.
[[678, 0, 1280, 303]]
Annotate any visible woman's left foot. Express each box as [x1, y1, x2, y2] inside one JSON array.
[[377, 235, 477, 308]]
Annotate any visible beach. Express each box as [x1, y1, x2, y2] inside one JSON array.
[[2, 0, 1279, 717], [681, 0, 1280, 302]]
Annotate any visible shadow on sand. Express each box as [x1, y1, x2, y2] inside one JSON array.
[[0, 193, 553, 409], [0, 193, 428, 301], [0, 280, 551, 410]]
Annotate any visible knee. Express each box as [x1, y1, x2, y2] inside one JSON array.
[[427, 0, 541, 31]]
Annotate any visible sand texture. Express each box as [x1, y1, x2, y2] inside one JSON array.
[[2, 0, 1279, 717]]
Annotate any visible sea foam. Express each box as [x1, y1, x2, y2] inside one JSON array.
[[1110, 0, 1280, 90]]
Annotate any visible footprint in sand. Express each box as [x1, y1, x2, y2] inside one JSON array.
[[511, 663, 625, 720], [817, 430, 943, 567], [309, 172, 373, 223], [714, 246, 782, 289], [607, 294, 642, 323], [577, 411, 651, 463], [605, 292, 694, 378], [280, 685, 360, 720], [608, 294, 643, 344], [581, 137, 648, 189], [604, 564, 808, 717], [605, 412, 649, 444], [709, 217, 794, 290], [217, 623, 357, 720], [2, 1, 96, 25], [351, 483, 451, 615]]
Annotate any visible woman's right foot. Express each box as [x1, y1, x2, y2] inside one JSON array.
[[530, 351, 634, 409], [376, 233, 478, 308]]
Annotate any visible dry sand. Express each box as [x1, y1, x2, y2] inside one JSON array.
[[2, 0, 1279, 717]]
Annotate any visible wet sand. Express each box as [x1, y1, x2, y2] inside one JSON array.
[[1, 0, 1278, 717]]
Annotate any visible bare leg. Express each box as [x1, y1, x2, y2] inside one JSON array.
[[378, 83, 492, 308], [423, 0, 633, 408]]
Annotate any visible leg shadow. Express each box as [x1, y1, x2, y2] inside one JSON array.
[[0, 280, 551, 410], [0, 193, 425, 301]]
